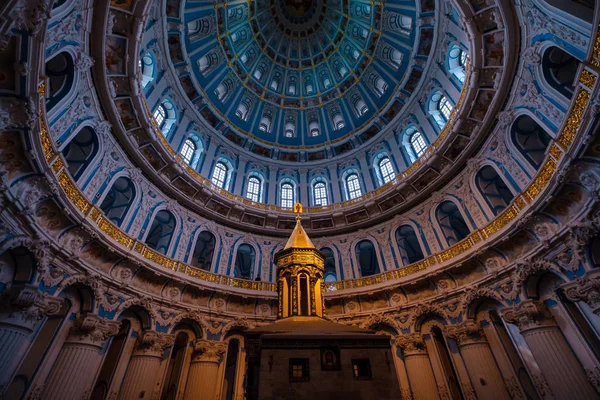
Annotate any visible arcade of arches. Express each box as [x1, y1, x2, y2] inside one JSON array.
[[0, 0, 600, 398]]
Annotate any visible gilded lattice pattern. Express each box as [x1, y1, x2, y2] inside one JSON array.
[[57, 170, 92, 215], [549, 143, 563, 161], [557, 89, 590, 150], [523, 158, 557, 203], [97, 216, 135, 249], [579, 69, 597, 89], [481, 203, 520, 239]]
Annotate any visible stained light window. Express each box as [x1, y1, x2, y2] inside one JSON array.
[[378, 157, 394, 184], [439, 96, 452, 120], [410, 131, 427, 158], [180, 139, 195, 165], [246, 176, 261, 202], [211, 162, 228, 188], [281, 183, 294, 208], [314, 182, 328, 206], [153, 105, 166, 127], [346, 174, 362, 200]]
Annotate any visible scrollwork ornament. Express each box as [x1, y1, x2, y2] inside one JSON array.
[[503, 377, 525, 399]]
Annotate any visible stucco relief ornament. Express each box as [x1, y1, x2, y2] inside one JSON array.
[[135, 331, 175, 355], [555, 251, 579, 272], [530, 374, 553, 399], [0, 98, 29, 129], [563, 273, 600, 314], [521, 44, 541, 67], [0, 284, 63, 324], [496, 110, 514, 129], [503, 377, 525, 400], [69, 314, 121, 346], [191, 339, 227, 362], [585, 366, 600, 393]]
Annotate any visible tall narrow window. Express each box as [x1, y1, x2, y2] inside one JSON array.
[[180, 139, 196, 165], [62, 127, 99, 181], [139, 53, 155, 88], [510, 115, 551, 170], [191, 231, 216, 271], [153, 105, 166, 127], [439, 96, 452, 120], [100, 177, 136, 227], [346, 174, 362, 200], [145, 210, 177, 255], [436, 200, 470, 246], [395, 225, 425, 265], [281, 183, 294, 209], [211, 162, 228, 188], [475, 166, 514, 216], [234, 244, 256, 279], [355, 240, 380, 277], [246, 176, 261, 202], [313, 182, 328, 206], [410, 131, 427, 158], [378, 157, 394, 184]]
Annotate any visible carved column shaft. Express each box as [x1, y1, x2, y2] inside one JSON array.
[[183, 339, 226, 400], [118, 331, 174, 400], [446, 322, 510, 400], [396, 334, 439, 400], [0, 284, 63, 391], [310, 277, 317, 315], [44, 314, 120, 400], [502, 301, 597, 400]]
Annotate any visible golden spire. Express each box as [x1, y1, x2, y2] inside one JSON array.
[[283, 203, 315, 250]]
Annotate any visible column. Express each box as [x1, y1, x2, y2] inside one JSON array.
[[445, 321, 510, 400], [119, 331, 175, 400], [44, 314, 121, 400], [501, 300, 598, 399], [391, 338, 414, 400], [183, 339, 227, 400], [396, 334, 439, 400], [0, 284, 63, 393], [563, 271, 600, 316]]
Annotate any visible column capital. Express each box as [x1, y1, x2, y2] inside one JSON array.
[[445, 321, 486, 345], [562, 271, 600, 314], [133, 330, 175, 356], [0, 284, 63, 327], [395, 333, 427, 355], [191, 339, 227, 363], [67, 313, 121, 347], [500, 300, 555, 332]]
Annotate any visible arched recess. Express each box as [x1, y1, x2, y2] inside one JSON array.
[[233, 244, 256, 279], [45, 51, 75, 111], [536, 0, 595, 24], [99, 176, 136, 227], [435, 200, 471, 246], [139, 52, 156, 89], [190, 230, 217, 271], [145, 209, 177, 255], [4, 300, 71, 400], [541, 46, 580, 100], [474, 165, 515, 216], [510, 115, 552, 171], [355, 240, 381, 277], [162, 321, 204, 400], [219, 333, 246, 400], [419, 319, 464, 399], [0, 246, 38, 284], [395, 224, 425, 265], [61, 126, 100, 182], [321, 247, 337, 282]]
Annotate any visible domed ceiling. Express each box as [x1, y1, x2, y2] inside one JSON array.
[[181, 0, 417, 150]]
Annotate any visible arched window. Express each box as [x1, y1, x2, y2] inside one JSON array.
[[378, 157, 395, 185], [410, 131, 427, 159], [429, 92, 453, 129], [345, 173, 362, 200], [62, 126, 99, 181], [45, 51, 75, 110], [448, 45, 468, 83], [234, 244, 256, 279], [280, 182, 295, 209], [475, 166, 514, 216], [145, 210, 177, 255], [191, 231, 216, 271], [139, 53, 155, 88], [542, 46, 580, 99], [510, 115, 552, 170], [395, 225, 424, 265], [211, 161, 229, 189], [100, 177, 136, 227], [246, 176, 262, 202], [355, 240, 380, 277], [154, 100, 176, 135], [313, 181, 328, 207], [180, 139, 196, 165], [436, 201, 470, 246], [321, 247, 337, 282], [222, 338, 242, 399]]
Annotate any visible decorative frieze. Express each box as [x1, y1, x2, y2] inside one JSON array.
[[191, 339, 227, 363], [67, 314, 121, 346]]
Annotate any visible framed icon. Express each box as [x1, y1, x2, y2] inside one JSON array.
[[320, 346, 340, 371]]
